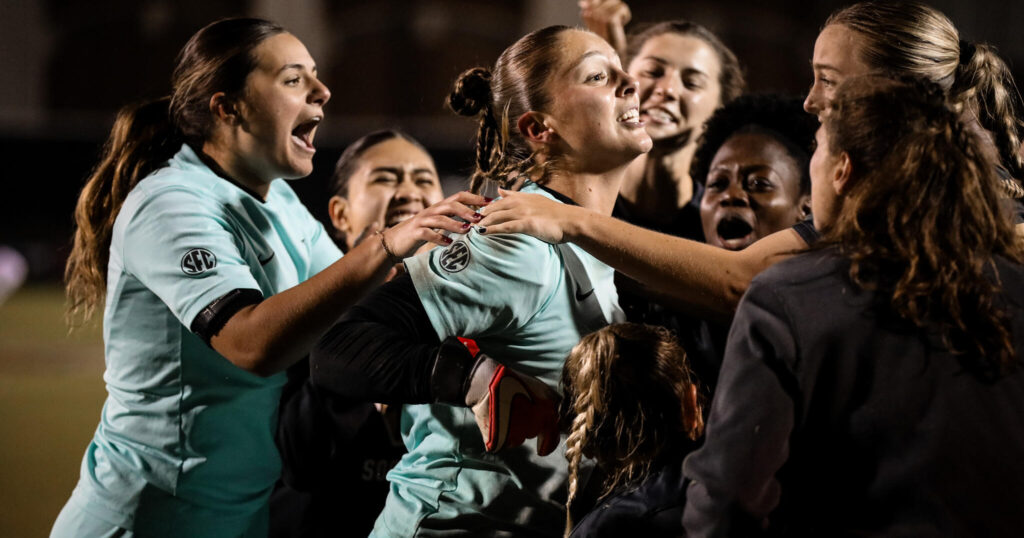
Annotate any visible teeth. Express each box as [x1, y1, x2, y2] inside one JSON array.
[[617, 108, 639, 122], [645, 109, 674, 123]]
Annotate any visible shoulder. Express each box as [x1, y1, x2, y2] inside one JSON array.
[[436, 229, 559, 274], [751, 248, 846, 293]]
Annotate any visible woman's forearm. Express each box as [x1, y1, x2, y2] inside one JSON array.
[[211, 236, 394, 376], [567, 210, 807, 318]]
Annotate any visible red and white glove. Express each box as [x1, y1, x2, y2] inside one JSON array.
[[463, 356, 560, 456], [431, 337, 560, 456]]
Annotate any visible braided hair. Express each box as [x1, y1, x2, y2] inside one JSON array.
[[447, 26, 571, 194], [561, 323, 703, 536]]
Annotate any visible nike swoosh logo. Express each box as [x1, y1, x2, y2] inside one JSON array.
[[490, 370, 533, 451], [575, 286, 594, 302]]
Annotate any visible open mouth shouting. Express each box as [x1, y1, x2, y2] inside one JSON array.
[[713, 214, 756, 250], [291, 115, 322, 153]]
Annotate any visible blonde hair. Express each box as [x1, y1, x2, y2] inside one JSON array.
[[447, 26, 572, 194], [826, 1, 1024, 193], [561, 323, 703, 536]]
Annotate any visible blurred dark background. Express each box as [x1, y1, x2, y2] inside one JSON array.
[[3, 0, 1023, 282]]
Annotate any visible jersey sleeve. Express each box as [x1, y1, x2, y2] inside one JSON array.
[[404, 230, 561, 340], [682, 276, 800, 536], [306, 217, 343, 277], [118, 186, 262, 329]]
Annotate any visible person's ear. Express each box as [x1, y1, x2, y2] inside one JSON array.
[[328, 194, 352, 239], [797, 193, 812, 220], [517, 112, 556, 144], [683, 384, 704, 438], [209, 92, 240, 124], [833, 152, 853, 195]]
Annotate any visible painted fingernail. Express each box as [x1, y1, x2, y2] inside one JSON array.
[[483, 197, 494, 203], [475, 226, 487, 234], [472, 213, 483, 221], [461, 222, 471, 230], [443, 236, 453, 245]]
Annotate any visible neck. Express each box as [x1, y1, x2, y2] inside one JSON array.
[[617, 141, 696, 215], [202, 138, 272, 200], [543, 164, 630, 216]]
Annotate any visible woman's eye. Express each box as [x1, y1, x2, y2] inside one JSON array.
[[415, 177, 437, 187], [285, 77, 301, 86], [683, 77, 706, 91], [748, 176, 773, 191], [587, 72, 607, 83], [643, 68, 664, 79], [707, 177, 728, 191], [372, 175, 397, 184]]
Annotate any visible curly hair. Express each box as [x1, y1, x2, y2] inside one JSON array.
[[820, 76, 1024, 379], [561, 323, 703, 536], [689, 93, 817, 194]]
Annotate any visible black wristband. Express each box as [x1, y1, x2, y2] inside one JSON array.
[[430, 336, 478, 405], [190, 288, 264, 345]]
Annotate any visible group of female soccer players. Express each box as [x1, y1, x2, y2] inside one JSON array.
[[52, 1, 1024, 536]]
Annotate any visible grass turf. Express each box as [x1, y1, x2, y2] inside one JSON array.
[[0, 284, 104, 537]]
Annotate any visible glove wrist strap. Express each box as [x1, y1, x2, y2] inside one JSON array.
[[430, 336, 479, 405]]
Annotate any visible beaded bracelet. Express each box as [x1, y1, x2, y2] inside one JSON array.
[[375, 229, 402, 265]]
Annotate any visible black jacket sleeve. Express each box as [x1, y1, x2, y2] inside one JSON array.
[[682, 276, 800, 536], [309, 273, 443, 404]]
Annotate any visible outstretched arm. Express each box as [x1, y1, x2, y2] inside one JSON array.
[[209, 192, 487, 376], [478, 190, 807, 319]]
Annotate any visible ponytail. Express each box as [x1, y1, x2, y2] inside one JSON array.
[[952, 41, 1024, 194], [65, 97, 182, 326], [447, 26, 570, 194]]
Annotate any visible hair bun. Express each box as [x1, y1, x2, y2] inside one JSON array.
[[448, 67, 493, 117]]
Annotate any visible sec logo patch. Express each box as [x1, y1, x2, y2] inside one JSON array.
[[439, 241, 471, 273], [181, 248, 217, 275]]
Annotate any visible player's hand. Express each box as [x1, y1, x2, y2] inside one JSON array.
[[382, 191, 491, 258], [477, 188, 585, 244], [464, 355, 560, 456], [579, 0, 631, 57]]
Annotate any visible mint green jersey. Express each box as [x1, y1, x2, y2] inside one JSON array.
[[60, 145, 340, 537], [375, 182, 622, 537]]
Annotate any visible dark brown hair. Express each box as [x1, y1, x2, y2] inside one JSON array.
[[447, 25, 571, 194], [826, 0, 1024, 191], [329, 129, 433, 198], [562, 323, 703, 536], [65, 18, 285, 325], [821, 76, 1024, 378], [625, 20, 745, 105]]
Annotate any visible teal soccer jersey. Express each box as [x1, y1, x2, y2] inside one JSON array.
[[61, 145, 340, 537], [375, 182, 622, 537]]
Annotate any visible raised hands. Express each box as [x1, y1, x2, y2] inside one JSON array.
[[477, 188, 586, 244], [579, 0, 631, 58], [380, 191, 490, 258]]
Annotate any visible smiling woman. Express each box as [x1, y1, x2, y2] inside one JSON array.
[[54, 18, 484, 538], [306, 26, 650, 537], [326, 130, 444, 251]]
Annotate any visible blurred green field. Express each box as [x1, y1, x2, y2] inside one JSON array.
[[0, 284, 106, 537]]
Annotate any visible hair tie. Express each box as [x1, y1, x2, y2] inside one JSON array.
[[959, 39, 976, 65]]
